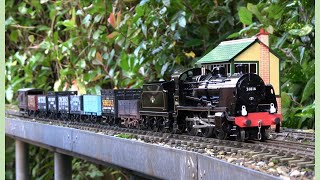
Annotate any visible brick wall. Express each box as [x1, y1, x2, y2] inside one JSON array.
[[257, 31, 270, 84], [276, 97, 281, 114]]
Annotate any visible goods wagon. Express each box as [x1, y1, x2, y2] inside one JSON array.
[[69, 95, 83, 121], [56, 91, 77, 120], [83, 95, 102, 122], [27, 95, 38, 116], [101, 89, 125, 125], [117, 89, 142, 128], [18, 88, 44, 115], [47, 91, 58, 119], [37, 95, 47, 118]]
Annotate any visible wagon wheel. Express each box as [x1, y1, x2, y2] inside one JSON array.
[[61, 113, 67, 121], [91, 115, 97, 123], [236, 128, 246, 142], [27, 110, 32, 117]]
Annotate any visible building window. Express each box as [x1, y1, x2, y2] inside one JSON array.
[[202, 63, 232, 76], [234, 63, 257, 74]]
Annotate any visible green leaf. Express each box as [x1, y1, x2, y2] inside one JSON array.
[[54, 79, 61, 91], [9, 30, 19, 43], [28, 35, 35, 43], [266, 4, 283, 20], [82, 14, 92, 28], [288, 24, 314, 36], [247, 3, 262, 22], [62, 20, 76, 28], [18, 3, 27, 14], [300, 76, 315, 103], [141, 24, 147, 37], [238, 7, 252, 25], [178, 16, 186, 28], [5, 86, 13, 102], [5, 16, 17, 27], [184, 38, 203, 47], [139, 0, 150, 6], [281, 92, 291, 108], [120, 51, 129, 71], [94, 14, 103, 23], [161, 62, 169, 76], [93, 29, 101, 40], [162, 0, 170, 7]]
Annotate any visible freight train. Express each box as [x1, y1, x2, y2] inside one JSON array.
[[18, 67, 282, 141]]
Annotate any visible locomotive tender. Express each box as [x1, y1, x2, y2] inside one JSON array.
[[18, 67, 281, 141]]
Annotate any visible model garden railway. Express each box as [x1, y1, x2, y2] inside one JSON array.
[[6, 110, 315, 179]]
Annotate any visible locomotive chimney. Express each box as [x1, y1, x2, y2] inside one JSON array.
[[257, 28, 270, 84]]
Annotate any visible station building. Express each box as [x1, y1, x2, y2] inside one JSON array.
[[197, 29, 282, 112]]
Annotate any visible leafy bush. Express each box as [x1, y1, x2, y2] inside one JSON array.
[[5, 0, 315, 179]]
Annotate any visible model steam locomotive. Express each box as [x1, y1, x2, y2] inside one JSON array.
[[18, 67, 282, 141]]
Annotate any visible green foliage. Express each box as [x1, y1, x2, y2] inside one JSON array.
[[115, 133, 133, 139], [5, 0, 245, 103], [73, 159, 128, 180]]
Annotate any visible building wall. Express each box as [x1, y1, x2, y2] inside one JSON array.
[[234, 43, 260, 61], [269, 53, 280, 95]]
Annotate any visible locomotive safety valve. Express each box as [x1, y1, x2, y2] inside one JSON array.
[[243, 119, 252, 126], [269, 103, 276, 114], [274, 117, 281, 125], [241, 105, 247, 116]]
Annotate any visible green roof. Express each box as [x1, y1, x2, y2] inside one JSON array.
[[197, 38, 257, 64]]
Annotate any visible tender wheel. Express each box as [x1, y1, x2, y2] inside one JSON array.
[[157, 117, 166, 132]]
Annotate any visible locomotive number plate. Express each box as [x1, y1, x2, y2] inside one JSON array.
[[246, 87, 256, 91]]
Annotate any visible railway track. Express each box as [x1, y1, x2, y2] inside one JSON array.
[[6, 110, 315, 179]]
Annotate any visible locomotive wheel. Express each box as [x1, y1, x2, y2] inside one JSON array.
[[214, 128, 227, 140], [237, 129, 245, 142], [259, 127, 267, 142], [199, 127, 213, 138], [186, 121, 198, 136], [275, 124, 280, 133]]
